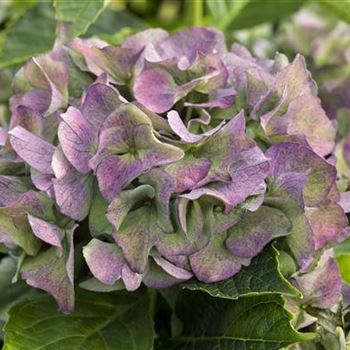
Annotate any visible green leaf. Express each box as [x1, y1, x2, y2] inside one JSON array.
[[183, 245, 299, 299], [54, 0, 110, 40], [336, 254, 350, 284], [0, 3, 55, 69], [3, 290, 155, 350], [158, 291, 314, 350], [206, 0, 250, 31], [85, 8, 147, 38], [0, 257, 35, 315], [335, 237, 350, 284], [317, 0, 350, 24], [208, 0, 306, 31]]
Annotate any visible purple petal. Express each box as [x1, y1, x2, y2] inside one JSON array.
[[0, 127, 7, 146], [81, 83, 120, 130], [30, 169, 53, 192], [9, 126, 55, 174], [167, 110, 224, 143], [10, 90, 50, 115], [185, 147, 269, 209], [83, 239, 125, 285], [121, 264, 142, 291], [155, 27, 227, 63], [122, 28, 169, 50], [9, 106, 44, 136], [51, 146, 73, 179], [58, 106, 97, 174], [53, 170, 93, 221], [339, 191, 350, 213], [27, 214, 63, 248], [95, 156, 143, 203], [153, 256, 192, 280], [133, 68, 178, 113]]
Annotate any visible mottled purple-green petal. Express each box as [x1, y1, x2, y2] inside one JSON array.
[[21, 224, 76, 313], [0, 176, 33, 206], [184, 87, 235, 109], [9, 126, 55, 174], [0, 191, 54, 255], [263, 95, 335, 157], [139, 168, 175, 231], [9, 105, 44, 137], [165, 155, 211, 193], [185, 147, 269, 209], [95, 156, 143, 202], [156, 27, 226, 63], [58, 106, 97, 174], [190, 111, 254, 184], [27, 214, 63, 249], [81, 83, 120, 130], [0, 206, 41, 255], [23, 55, 69, 115], [264, 198, 315, 272], [143, 259, 182, 288], [226, 206, 292, 259], [261, 55, 335, 156], [121, 264, 143, 291], [86, 46, 141, 84], [306, 204, 348, 250], [292, 253, 341, 309], [266, 142, 336, 207], [106, 185, 155, 230], [122, 28, 169, 50], [190, 232, 244, 283], [53, 170, 93, 221], [83, 239, 125, 285], [92, 104, 183, 201], [113, 206, 159, 274]]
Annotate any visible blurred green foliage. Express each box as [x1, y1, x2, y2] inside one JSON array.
[[1, 0, 350, 70]]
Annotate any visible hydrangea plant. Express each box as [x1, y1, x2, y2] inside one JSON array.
[[0, 26, 348, 349]]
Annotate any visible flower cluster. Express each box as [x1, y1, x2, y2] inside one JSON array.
[[0, 27, 347, 313]]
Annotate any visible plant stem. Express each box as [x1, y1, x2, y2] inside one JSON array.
[[188, 0, 203, 27], [148, 288, 157, 318]]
